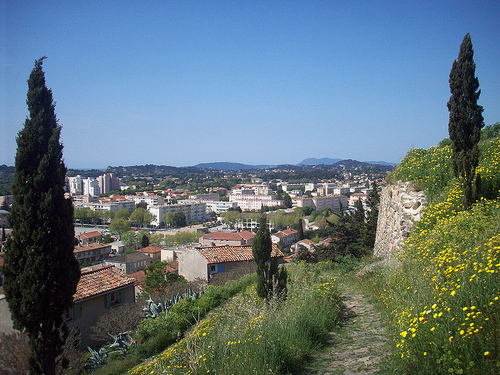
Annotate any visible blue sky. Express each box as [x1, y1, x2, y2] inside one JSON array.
[[1, 1, 499, 169]]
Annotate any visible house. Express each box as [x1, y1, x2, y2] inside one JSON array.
[[77, 230, 103, 245], [294, 239, 315, 253], [73, 243, 112, 265], [271, 229, 298, 248], [178, 244, 284, 282], [200, 231, 254, 247], [66, 265, 136, 348], [138, 245, 162, 260], [104, 252, 154, 274]]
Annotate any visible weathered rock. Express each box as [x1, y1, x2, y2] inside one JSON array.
[[373, 181, 426, 259]]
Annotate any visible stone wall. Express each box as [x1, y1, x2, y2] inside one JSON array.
[[373, 182, 427, 259]]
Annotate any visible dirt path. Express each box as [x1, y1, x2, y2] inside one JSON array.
[[305, 277, 392, 375]]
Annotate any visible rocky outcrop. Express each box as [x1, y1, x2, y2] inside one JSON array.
[[373, 181, 427, 259]]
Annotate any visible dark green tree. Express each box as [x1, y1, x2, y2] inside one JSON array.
[[297, 218, 305, 240], [365, 181, 380, 250], [252, 215, 273, 299], [252, 215, 287, 301], [447, 33, 484, 208], [3, 57, 81, 375], [141, 232, 150, 248], [283, 193, 292, 208]]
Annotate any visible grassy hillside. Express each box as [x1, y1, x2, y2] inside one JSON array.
[[367, 136, 500, 374], [93, 263, 342, 375]]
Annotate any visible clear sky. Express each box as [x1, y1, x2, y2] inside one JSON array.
[[1, 1, 499, 169]]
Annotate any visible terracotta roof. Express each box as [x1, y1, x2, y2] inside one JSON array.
[[196, 244, 284, 264], [273, 232, 287, 239], [297, 239, 314, 246], [77, 231, 102, 240], [74, 265, 135, 301], [201, 231, 254, 242], [105, 252, 151, 264], [128, 270, 146, 284], [73, 242, 111, 254], [139, 245, 162, 254], [281, 229, 298, 236]]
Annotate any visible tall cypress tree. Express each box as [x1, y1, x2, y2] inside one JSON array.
[[252, 215, 272, 299], [447, 33, 484, 208], [3, 57, 80, 375]]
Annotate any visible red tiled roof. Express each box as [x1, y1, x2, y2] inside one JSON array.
[[129, 270, 146, 284], [74, 242, 112, 254], [281, 229, 298, 236], [196, 244, 284, 264], [297, 239, 314, 246], [139, 245, 162, 254], [74, 265, 135, 301], [201, 231, 254, 242], [77, 231, 102, 240]]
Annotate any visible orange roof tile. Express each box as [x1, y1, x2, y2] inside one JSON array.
[[281, 229, 298, 236], [201, 231, 254, 242], [74, 265, 135, 301], [77, 231, 102, 240], [196, 244, 283, 264], [139, 245, 162, 254], [73, 242, 112, 254]]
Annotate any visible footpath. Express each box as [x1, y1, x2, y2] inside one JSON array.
[[304, 276, 392, 375]]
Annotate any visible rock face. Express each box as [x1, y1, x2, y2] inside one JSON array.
[[373, 181, 427, 259]]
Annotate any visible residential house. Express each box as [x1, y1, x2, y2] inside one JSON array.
[[294, 239, 315, 253], [138, 245, 162, 261], [104, 252, 154, 274], [74, 243, 112, 265], [77, 230, 103, 245], [200, 231, 254, 247], [66, 264, 135, 348], [271, 229, 298, 248], [178, 244, 284, 282]]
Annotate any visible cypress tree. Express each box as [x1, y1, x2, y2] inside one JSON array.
[[297, 218, 305, 240], [447, 33, 484, 208], [365, 181, 380, 249], [3, 57, 80, 375], [252, 215, 272, 299]]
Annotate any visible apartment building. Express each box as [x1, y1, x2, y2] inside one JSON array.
[[294, 195, 348, 212], [148, 200, 207, 226]]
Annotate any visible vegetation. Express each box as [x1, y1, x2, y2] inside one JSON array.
[[128, 262, 341, 375], [363, 131, 500, 374], [252, 215, 287, 301], [447, 33, 484, 208], [143, 261, 186, 299], [3, 57, 81, 374]]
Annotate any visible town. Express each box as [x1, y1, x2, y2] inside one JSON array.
[[0, 162, 388, 349]]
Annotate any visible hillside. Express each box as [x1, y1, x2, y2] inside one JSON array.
[[365, 134, 500, 374]]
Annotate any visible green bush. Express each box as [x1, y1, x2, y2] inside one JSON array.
[[128, 262, 342, 375]]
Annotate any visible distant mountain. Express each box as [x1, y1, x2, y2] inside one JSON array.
[[300, 158, 395, 166], [194, 162, 274, 171], [299, 157, 342, 166], [365, 160, 397, 166]]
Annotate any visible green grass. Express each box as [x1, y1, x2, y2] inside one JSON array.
[[128, 262, 342, 375], [363, 137, 500, 374]]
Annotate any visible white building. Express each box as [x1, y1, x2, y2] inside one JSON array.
[[229, 194, 281, 211], [148, 201, 207, 227], [83, 178, 100, 196], [68, 175, 83, 195], [294, 195, 348, 212], [204, 201, 238, 214]]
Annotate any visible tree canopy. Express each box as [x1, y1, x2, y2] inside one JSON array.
[[3, 57, 80, 374], [447, 33, 484, 208]]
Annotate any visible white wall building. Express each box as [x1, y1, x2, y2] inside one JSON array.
[[83, 178, 100, 196], [148, 201, 207, 227], [68, 175, 83, 195], [294, 195, 348, 212]]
